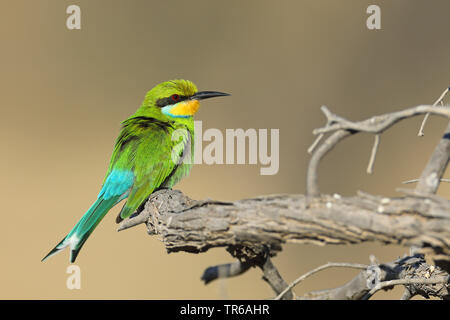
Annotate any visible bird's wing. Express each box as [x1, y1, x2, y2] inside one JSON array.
[[109, 117, 191, 222]]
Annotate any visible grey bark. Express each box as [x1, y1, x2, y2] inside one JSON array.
[[120, 189, 450, 257], [118, 99, 450, 299]]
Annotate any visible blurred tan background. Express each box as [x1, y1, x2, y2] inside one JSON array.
[[1, 0, 449, 299]]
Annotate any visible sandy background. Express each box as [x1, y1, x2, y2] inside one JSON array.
[[1, 0, 449, 299]]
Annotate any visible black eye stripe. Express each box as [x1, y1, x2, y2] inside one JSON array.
[[156, 95, 189, 108]]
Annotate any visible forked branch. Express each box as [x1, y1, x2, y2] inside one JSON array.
[[119, 88, 450, 299]]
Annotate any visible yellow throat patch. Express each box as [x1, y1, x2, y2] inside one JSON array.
[[170, 100, 200, 117]]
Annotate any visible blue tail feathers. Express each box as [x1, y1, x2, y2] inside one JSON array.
[[42, 196, 120, 263]]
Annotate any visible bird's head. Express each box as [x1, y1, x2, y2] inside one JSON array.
[[138, 79, 229, 119]]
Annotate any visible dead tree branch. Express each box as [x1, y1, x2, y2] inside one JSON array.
[[119, 189, 450, 255], [119, 90, 450, 299], [299, 254, 449, 300], [415, 122, 450, 195], [307, 103, 450, 197], [418, 87, 449, 136], [275, 262, 368, 300]]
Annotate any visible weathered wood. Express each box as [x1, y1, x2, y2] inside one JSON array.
[[416, 122, 450, 194], [299, 254, 449, 300], [117, 97, 450, 299], [120, 189, 450, 258]]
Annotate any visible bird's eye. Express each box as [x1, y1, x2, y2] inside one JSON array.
[[171, 94, 180, 102]]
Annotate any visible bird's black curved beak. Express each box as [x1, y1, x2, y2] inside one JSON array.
[[191, 91, 230, 100]]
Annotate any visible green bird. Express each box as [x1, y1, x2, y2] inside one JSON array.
[[42, 79, 229, 263]]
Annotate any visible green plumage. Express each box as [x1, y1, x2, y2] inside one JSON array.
[[42, 79, 229, 263], [113, 114, 194, 222]]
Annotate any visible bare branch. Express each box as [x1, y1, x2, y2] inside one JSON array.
[[415, 121, 450, 195], [418, 87, 449, 136], [275, 262, 368, 300], [260, 256, 293, 300], [306, 104, 450, 197], [201, 260, 252, 284], [306, 130, 352, 197], [300, 254, 449, 300], [400, 289, 414, 300], [122, 189, 450, 261], [367, 134, 380, 174], [117, 205, 151, 231], [314, 104, 450, 136], [363, 276, 449, 300], [201, 250, 294, 299], [307, 133, 324, 154], [120, 92, 450, 299], [403, 178, 450, 184], [412, 88, 450, 195]]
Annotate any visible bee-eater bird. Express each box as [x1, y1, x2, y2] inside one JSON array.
[[42, 79, 229, 263]]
